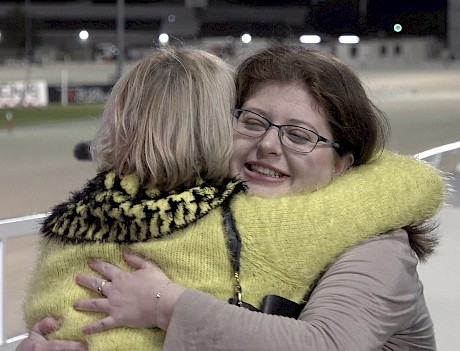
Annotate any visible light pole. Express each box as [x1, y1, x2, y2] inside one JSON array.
[[116, 0, 125, 81], [24, 0, 32, 62], [358, 0, 368, 28]]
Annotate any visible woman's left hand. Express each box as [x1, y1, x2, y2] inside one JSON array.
[[74, 251, 185, 334]]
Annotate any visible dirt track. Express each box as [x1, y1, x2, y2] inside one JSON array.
[[1, 119, 98, 339]]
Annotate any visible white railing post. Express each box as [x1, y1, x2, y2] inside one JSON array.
[[0, 213, 48, 347]]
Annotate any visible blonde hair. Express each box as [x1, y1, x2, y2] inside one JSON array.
[[92, 47, 235, 191]]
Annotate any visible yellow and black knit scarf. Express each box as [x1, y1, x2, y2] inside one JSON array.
[[41, 172, 246, 243]]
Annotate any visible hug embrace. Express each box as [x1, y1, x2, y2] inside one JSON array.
[[20, 45, 444, 351]]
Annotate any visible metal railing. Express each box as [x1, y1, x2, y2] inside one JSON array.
[[1, 142, 459, 347], [414, 141, 460, 167], [0, 213, 48, 346]]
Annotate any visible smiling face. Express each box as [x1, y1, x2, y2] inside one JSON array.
[[229, 82, 353, 197]]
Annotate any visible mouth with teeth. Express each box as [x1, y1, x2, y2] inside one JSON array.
[[246, 164, 286, 178]]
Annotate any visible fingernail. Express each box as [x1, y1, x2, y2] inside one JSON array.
[[87, 259, 98, 266], [52, 319, 62, 330]]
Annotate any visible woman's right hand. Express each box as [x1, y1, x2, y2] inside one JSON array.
[[15, 317, 88, 351]]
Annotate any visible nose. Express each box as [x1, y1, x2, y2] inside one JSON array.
[[257, 127, 283, 155]]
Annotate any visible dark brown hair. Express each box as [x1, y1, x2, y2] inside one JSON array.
[[235, 45, 390, 166]]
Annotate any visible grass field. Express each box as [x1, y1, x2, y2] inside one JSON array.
[[0, 103, 104, 127]]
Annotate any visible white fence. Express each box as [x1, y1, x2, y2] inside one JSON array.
[[0, 213, 48, 347]]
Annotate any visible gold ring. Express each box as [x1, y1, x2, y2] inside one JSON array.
[[97, 280, 107, 296]]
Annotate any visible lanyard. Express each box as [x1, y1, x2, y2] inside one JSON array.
[[222, 199, 244, 307]]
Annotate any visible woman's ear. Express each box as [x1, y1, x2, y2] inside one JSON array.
[[334, 153, 354, 176]]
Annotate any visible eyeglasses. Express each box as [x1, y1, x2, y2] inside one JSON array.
[[231, 108, 342, 154]]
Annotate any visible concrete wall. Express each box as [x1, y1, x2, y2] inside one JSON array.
[[335, 37, 443, 68]]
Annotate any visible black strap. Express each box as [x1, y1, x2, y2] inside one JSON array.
[[222, 199, 241, 274], [260, 295, 305, 318]]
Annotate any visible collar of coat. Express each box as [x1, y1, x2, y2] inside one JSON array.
[[41, 172, 245, 243]]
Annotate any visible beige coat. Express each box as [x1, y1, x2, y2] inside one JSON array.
[[164, 230, 436, 350]]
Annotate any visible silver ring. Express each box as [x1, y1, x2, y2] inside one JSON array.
[[97, 280, 107, 296]]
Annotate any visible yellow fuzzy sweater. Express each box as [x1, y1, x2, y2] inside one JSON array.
[[24, 152, 445, 351]]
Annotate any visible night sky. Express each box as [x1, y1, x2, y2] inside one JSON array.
[[4, 0, 448, 37], [308, 0, 447, 36], [367, 0, 447, 35]]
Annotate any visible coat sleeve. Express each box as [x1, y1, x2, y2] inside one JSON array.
[[163, 229, 435, 351]]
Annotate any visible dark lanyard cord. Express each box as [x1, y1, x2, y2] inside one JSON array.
[[222, 200, 244, 306], [222, 200, 241, 273]]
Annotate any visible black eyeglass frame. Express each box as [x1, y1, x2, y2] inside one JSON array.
[[231, 108, 342, 154]]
